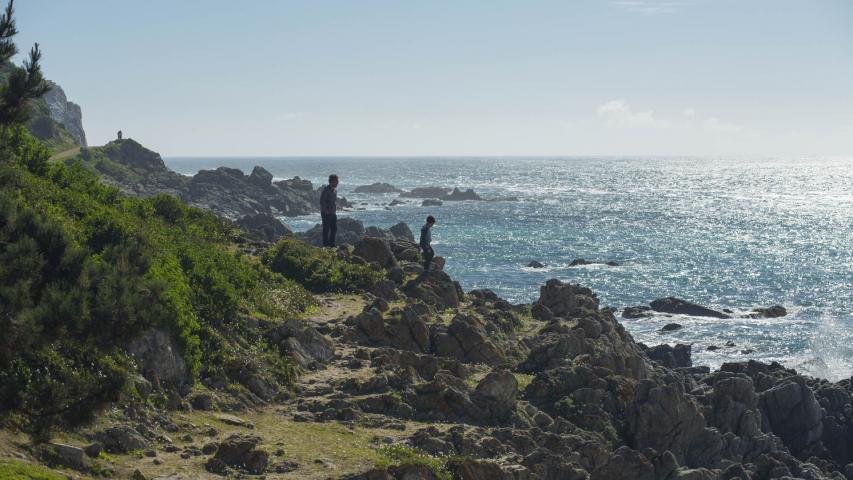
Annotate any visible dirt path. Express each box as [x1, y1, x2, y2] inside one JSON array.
[[48, 146, 81, 163]]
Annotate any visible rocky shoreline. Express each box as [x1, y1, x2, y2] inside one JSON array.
[[12, 228, 850, 480]]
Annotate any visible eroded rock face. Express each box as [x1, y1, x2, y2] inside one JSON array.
[[126, 328, 190, 387], [268, 319, 335, 369]]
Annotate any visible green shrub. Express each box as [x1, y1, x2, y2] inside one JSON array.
[[264, 237, 384, 293], [0, 128, 314, 439]]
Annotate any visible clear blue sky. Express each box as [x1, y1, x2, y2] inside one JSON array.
[[14, 0, 853, 156]]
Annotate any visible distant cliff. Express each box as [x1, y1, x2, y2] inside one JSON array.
[[0, 62, 87, 149]]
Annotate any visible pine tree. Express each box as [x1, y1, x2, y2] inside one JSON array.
[[0, 0, 50, 126]]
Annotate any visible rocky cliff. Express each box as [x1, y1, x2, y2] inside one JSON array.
[[42, 81, 87, 147]]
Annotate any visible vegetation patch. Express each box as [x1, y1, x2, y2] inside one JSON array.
[[0, 460, 69, 480], [264, 237, 384, 293], [375, 444, 453, 480]]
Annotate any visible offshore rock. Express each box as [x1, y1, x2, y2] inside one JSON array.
[[650, 297, 731, 319], [354, 182, 402, 193]]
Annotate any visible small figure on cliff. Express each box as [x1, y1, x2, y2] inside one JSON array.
[[117, 130, 122, 140], [420, 215, 436, 271], [320, 174, 339, 247]]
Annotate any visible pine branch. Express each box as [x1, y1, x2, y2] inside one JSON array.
[[0, 0, 17, 64]]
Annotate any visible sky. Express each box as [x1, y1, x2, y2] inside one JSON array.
[[13, 0, 853, 157]]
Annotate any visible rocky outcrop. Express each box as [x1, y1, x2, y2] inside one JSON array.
[[298, 218, 413, 247], [354, 182, 402, 193], [353, 237, 398, 269], [208, 434, 269, 474], [403, 271, 463, 310], [748, 305, 788, 318], [527, 260, 545, 268], [569, 258, 619, 267], [422, 199, 443, 207], [443, 187, 481, 201], [650, 297, 731, 319], [267, 319, 334, 369], [43, 81, 87, 146]]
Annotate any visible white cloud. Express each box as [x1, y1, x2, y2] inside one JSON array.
[[682, 107, 696, 118], [597, 99, 672, 129], [611, 1, 693, 15]]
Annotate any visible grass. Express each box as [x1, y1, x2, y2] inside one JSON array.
[[513, 373, 535, 392], [375, 444, 452, 480], [0, 460, 73, 480]]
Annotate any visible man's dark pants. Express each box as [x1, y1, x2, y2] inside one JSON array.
[[423, 246, 434, 271], [322, 213, 337, 247]]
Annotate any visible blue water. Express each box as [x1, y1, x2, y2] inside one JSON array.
[[166, 157, 853, 381]]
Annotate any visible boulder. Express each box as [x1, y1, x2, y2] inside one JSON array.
[[354, 182, 403, 193], [403, 270, 463, 310], [236, 213, 292, 243], [297, 217, 366, 246], [214, 434, 267, 473], [534, 279, 599, 318], [650, 297, 730, 319], [759, 376, 824, 455], [354, 237, 398, 269], [40, 443, 87, 471], [527, 260, 546, 268], [471, 370, 518, 421], [389, 222, 414, 241], [126, 328, 190, 387], [661, 323, 683, 332], [94, 424, 150, 453], [422, 199, 443, 207]]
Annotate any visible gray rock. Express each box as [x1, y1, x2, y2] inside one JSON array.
[[422, 198, 443, 207], [399, 187, 451, 198], [43, 81, 87, 146], [650, 297, 730, 319], [645, 344, 692, 368], [236, 213, 292, 243], [403, 270, 463, 310], [748, 305, 787, 319], [443, 187, 481, 201], [623, 306, 653, 319], [269, 319, 335, 369], [353, 237, 398, 270], [759, 376, 824, 455], [95, 424, 150, 453], [389, 222, 414, 241], [661, 323, 683, 331], [126, 328, 190, 387], [534, 279, 599, 318], [527, 260, 546, 268]]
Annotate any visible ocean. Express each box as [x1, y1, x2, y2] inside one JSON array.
[[166, 156, 853, 381]]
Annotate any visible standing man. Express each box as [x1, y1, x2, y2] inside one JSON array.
[[320, 174, 339, 247], [420, 215, 436, 271]]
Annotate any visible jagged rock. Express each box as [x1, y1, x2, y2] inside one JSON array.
[[623, 306, 653, 319], [370, 279, 400, 301], [759, 376, 824, 455], [42, 81, 87, 146], [94, 425, 150, 453], [422, 199, 443, 207], [433, 315, 507, 365], [390, 240, 421, 263], [354, 237, 398, 269], [388, 199, 406, 206], [403, 271, 463, 310], [236, 212, 292, 243], [348, 305, 431, 354], [354, 182, 403, 193], [531, 303, 554, 321], [534, 279, 599, 318], [389, 222, 414, 242], [126, 328, 190, 387], [432, 256, 446, 270], [527, 260, 546, 268], [443, 187, 481, 201], [650, 297, 730, 319], [644, 344, 692, 368]]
